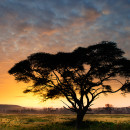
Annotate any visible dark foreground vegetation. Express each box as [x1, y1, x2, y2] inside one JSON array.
[[30, 121, 130, 130], [1, 121, 129, 130], [0, 114, 130, 130]]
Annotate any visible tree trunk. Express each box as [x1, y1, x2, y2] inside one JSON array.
[[76, 111, 85, 129]]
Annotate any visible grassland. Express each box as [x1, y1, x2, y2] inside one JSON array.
[[0, 114, 130, 130]]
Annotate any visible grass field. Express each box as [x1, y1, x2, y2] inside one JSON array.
[[0, 114, 130, 130]]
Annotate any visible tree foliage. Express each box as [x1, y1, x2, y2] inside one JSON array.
[[8, 41, 130, 127]]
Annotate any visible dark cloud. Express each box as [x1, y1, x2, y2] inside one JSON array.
[[0, 0, 100, 31], [0, 0, 102, 62], [0, 0, 129, 65]]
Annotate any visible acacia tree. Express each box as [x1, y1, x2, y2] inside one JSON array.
[[105, 104, 113, 114], [9, 41, 130, 127]]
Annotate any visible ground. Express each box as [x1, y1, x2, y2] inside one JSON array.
[[0, 114, 130, 130]]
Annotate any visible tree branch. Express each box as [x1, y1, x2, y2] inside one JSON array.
[[93, 87, 102, 95], [50, 72, 78, 110], [61, 100, 76, 112], [89, 91, 94, 101], [53, 70, 80, 107], [107, 78, 124, 85], [94, 87, 122, 99]]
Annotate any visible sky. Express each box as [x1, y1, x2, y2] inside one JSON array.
[[0, 0, 130, 108]]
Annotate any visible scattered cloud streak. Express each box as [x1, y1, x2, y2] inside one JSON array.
[[0, 0, 129, 74], [0, 0, 129, 78], [0, 0, 129, 62]]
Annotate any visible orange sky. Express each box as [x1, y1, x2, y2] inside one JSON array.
[[0, 62, 130, 108], [0, 0, 130, 108]]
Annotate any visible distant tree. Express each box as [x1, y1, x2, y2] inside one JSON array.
[[105, 104, 113, 114], [8, 41, 130, 128]]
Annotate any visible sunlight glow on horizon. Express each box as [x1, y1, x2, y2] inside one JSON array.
[[1, 74, 130, 108]]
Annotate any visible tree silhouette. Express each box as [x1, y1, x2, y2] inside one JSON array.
[[105, 104, 113, 114], [8, 41, 130, 128]]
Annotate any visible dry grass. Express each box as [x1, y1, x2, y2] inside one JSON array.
[[0, 114, 130, 130]]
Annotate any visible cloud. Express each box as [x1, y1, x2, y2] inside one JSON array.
[[0, 0, 129, 66], [0, 0, 102, 62]]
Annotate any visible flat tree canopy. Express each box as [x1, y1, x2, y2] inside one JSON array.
[[9, 41, 130, 127]]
